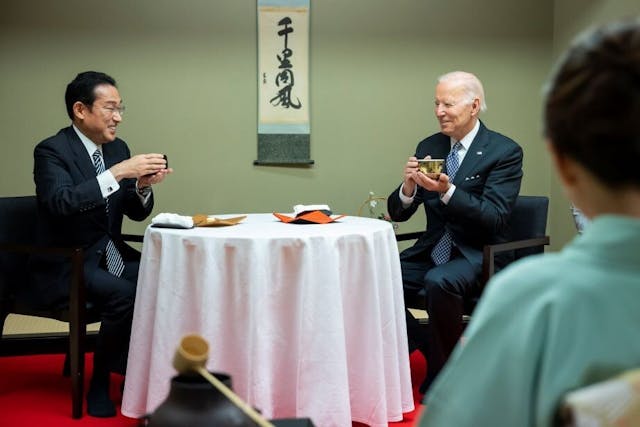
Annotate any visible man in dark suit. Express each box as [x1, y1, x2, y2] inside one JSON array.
[[387, 71, 523, 394], [29, 71, 172, 417]]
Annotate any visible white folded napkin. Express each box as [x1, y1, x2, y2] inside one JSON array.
[[293, 204, 331, 216], [151, 213, 194, 229]]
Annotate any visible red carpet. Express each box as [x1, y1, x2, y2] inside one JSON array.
[[0, 352, 426, 426]]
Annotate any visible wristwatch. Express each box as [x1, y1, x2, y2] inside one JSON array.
[[137, 185, 152, 196]]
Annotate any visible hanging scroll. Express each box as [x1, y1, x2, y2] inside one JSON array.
[[256, 0, 312, 165]]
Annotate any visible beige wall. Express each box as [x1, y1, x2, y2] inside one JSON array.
[[0, 0, 635, 250]]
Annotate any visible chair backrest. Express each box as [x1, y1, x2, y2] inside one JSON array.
[[0, 196, 38, 245], [0, 196, 38, 298], [509, 195, 549, 260]]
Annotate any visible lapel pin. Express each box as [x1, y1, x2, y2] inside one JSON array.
[[476, 151, 483, 155]]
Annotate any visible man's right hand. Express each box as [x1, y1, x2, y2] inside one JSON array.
[[110, 153, 167, 181], [404, 155, 452, 195], [402, 156, 421, 196]]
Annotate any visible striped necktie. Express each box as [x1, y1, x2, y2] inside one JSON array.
[[92, 149, 125, 277], [431, 142, 462, 265]]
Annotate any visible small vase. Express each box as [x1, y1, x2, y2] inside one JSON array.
[[147, 372, 260, 427]]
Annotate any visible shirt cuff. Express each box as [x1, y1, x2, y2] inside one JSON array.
[[97, 170, 120, 198], [398, 183, 416, 208], [440, 184, 456, 204]]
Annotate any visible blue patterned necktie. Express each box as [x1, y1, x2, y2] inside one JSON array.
[[431, 142, 462, 265], [92, 150, 125, 277]]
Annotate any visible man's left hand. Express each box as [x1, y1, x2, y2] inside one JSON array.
[[138, 168, 173, 188], [412, 170, 451, 193]]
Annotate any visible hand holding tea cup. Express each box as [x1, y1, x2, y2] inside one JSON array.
[[403, 155, 446, 195], [411, 157, 452, 193], [110, 153, 172, 183]]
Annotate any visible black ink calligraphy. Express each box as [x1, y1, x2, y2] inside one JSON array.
[[270, 16, 301, 109]]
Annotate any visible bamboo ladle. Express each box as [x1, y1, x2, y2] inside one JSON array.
[[172, 334, 274, 427]]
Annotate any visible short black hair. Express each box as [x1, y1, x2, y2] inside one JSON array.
[[64, 71, 117, 120], [544, 20, 640, 188]]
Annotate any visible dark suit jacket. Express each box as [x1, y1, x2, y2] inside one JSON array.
[[388, 121, 523, 269], [27, 126, 153, 308]]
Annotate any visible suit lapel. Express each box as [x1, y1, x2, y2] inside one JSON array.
[[101, 143, 119, 170], [453, 121, 489, 184], [64, 127, 97, 181]]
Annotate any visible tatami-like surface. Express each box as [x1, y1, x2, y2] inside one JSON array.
[[2, 314, 100, 336]]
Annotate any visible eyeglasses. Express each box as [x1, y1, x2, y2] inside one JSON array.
[[86, 103, 126, 117], [100, 104, 126, 116]]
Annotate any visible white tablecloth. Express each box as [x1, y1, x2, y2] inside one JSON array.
[[121, 214, 414, 427]]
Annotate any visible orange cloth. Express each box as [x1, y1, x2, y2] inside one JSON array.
[[273, 211, 345, 224]]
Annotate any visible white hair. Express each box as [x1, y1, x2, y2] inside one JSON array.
[[437, 71, 487, 112]]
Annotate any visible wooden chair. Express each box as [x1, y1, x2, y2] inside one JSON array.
[[555, 368, 640, 426], [0, 195, 143, 418], [397, 195, 551, 324]]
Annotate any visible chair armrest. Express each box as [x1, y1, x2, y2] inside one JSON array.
[[122, 234, 144, 243], [0, 242, 80, 257], [395, 231, 422, 242], [481, 236, 550, 285]]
